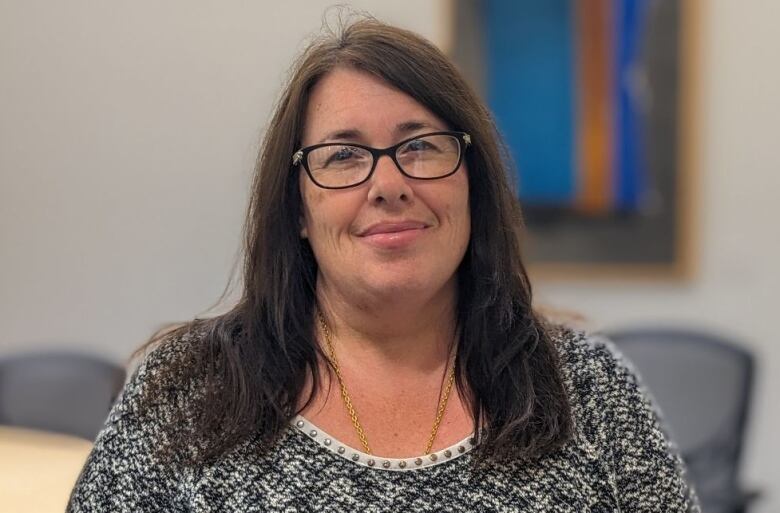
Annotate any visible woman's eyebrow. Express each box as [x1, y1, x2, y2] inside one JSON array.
[[395, 120, 437, 136], [316, 120, 440, 145], [317, 129, 363, 144]]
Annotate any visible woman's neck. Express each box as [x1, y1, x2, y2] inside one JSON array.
[[314, 277, 458, 373]]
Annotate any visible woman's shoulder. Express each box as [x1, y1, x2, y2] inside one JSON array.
[[132, 324, 206, 377], [544, 326, 700, 510], [546, 323, 647, 412], [68, 326, 209, 511], [548, 322, 624, 372], [115, 324, 209, 419], [546, 322, 675, 450]]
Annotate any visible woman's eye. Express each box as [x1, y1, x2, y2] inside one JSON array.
[[335, 148, 354, 160], [325, 147, 360, 166], [333, 148, 354, 160], [406, 140, 432, 152], [401, 139, 440, 156]]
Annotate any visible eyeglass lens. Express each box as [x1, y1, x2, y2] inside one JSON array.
[[306, 134, 461, 188]]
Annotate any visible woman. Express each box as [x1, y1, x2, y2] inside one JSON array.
[[68, 17, 698, 512]]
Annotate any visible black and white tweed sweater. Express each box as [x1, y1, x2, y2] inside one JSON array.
[[68, 328, 699, 512]]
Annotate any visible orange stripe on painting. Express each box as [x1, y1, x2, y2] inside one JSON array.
[[574, 0, 614, 214]]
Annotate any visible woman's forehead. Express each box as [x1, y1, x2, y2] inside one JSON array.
[[302, 67, 446, 146]]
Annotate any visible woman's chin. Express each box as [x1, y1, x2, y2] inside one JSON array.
[[354, 269, 456, 305]]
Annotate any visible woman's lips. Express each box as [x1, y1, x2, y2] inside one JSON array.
[[358, 221, 428, 249]]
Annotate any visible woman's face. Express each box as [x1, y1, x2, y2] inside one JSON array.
[[299, 67, 471, 306]]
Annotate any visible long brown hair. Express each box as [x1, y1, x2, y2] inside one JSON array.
[[138, 15, 573, 466]]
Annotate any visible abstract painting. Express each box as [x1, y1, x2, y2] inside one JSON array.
[[450, 0, 697, 279]]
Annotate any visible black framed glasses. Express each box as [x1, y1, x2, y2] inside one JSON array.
[[292, 131, 471, 189]]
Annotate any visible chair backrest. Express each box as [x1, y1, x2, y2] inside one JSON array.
[[605, 327, 755, 513], [0, 352, 126, 441]]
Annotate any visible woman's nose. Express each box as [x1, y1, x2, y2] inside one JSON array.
[[366, 155, 414, 206]]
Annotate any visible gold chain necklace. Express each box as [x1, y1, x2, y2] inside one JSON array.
[[316, 310, 456, 455]]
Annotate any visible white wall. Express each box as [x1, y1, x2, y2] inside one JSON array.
[[0, 0, 450, 359], [1, 0, 778, 508]]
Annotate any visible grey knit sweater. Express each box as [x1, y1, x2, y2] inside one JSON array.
[[67, 328, 699, 512]]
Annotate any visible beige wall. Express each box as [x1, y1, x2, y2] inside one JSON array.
[[1, 0, 778, 507]]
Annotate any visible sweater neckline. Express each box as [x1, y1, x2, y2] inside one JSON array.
[[290, 415, 476, 471]]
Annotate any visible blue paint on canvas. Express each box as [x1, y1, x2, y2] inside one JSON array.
[[485, 0, 575, 205], [614, 0, 650, 210]]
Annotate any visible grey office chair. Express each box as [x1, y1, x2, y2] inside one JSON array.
[[605, 327, 759, 513], [0, 351, 126, 441]]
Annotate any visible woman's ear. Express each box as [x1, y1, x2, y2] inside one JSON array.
[[300, 217, 308, 238]]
